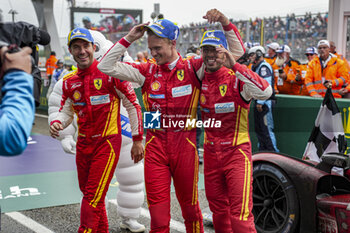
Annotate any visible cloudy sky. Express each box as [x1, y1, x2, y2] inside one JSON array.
[[1, 0, 329, 37]]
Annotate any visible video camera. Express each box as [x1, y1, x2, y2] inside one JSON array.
[[0, 21, 51, 107], [237, 51, 251, 66]]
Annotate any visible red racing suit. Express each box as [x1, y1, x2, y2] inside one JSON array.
[[200, 63, 272, 233], [51, 60, 143, 233], [98, 23, 245, 233]]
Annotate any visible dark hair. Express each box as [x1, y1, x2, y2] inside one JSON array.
[[50, 51, 56, 56]]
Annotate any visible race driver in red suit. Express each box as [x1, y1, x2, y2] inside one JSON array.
[[199, 30, 272, 233], [98, 9, 245, 233], [49, 28, 144, 233]]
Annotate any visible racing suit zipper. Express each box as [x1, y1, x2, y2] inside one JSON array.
[[85, 73, 92, 135]]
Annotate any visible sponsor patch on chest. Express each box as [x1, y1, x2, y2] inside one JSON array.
[[90, 94, 110, 105], [71, 82, 82, 89], [202, 84, 208, 91], [172, 84, 192, 97], [149, 93, 165, 99], [151, 81, 161, 91], [214, 102, 235, 113], [73, 90, 81, 101]]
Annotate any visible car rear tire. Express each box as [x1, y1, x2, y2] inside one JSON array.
[[253, 163, 299, 233]]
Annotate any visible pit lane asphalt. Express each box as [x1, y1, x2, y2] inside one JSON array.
[[0, 112, 215, 233]]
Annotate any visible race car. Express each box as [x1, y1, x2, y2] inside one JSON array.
[[202, 152, 350, 233], [253, 152, 350, 233]]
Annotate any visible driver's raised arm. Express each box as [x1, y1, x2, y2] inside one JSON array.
[[203, 9, 245, 59], [98, 23, 150, 88]]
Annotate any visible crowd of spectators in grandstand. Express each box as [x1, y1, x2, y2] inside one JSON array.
[[178, 12, 328, 62], [86, 11, 349, 100]]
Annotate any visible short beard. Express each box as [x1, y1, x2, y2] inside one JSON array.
[[205, 64, 222, 73], [275, 56, 286, 67]]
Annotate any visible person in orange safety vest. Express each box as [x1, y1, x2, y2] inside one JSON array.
[[45, 51, 58, 83], [304, 40, 350, 98], [299, 47, 318, 96], [330, 41, 350, 72], [273, 45, 303, 95]]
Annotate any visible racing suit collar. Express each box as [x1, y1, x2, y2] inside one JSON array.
[[77, 59, 98, 75], [159, 53, 181, 71], [204, 66, 226, 80]]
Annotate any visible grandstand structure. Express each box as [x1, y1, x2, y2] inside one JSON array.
[[32, 0, 350, 63]]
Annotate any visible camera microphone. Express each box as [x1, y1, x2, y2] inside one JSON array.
[[38, 29, 51, 46]]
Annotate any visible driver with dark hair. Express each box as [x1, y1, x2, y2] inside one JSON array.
[[199, 31, 272, 233]]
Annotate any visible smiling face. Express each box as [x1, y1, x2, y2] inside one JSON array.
[[147, 33, 177, 65], [201, 45, 224, 73], [69, 39, 95, 69]]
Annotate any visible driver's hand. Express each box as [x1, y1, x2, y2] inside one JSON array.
[[125, 23, 150, 43], [50, 122, 63, 138], [131, 140, 144, 163]]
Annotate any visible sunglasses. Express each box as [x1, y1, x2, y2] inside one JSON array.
[[305, 54, 314, 57]]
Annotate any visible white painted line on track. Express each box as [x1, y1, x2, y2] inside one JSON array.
[[108, 199, 187, 232], [6, 212, 55, 233], [35, 113, 49, 119]]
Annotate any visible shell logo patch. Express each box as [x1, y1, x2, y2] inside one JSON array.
[[228, 70, 235, 76], [200, 93, 206, 104], [73, 90, 81, 101], [94, 78, 102, 90], [151, 81, 161, 91], [177, 70, 184, 81], [219, 84, 227, 97]]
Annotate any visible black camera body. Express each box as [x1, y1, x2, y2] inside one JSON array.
[[0, 21, 50, 107], [237, 52, 251, 66]]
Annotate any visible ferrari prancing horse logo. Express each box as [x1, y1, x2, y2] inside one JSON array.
[[94, 78, 102, 90], [177, 70, 184, 81], [219, 84, 227, 97]]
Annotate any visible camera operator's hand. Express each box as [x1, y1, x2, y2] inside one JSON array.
[[0, 46, 32, 74]]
